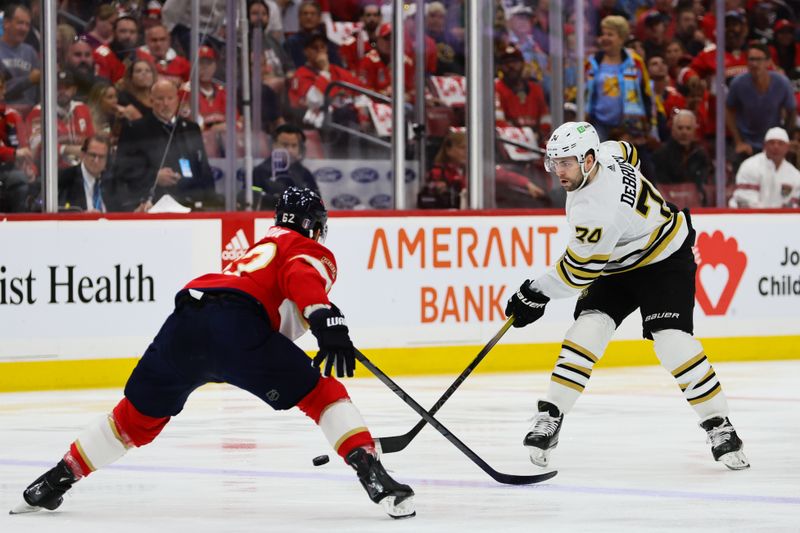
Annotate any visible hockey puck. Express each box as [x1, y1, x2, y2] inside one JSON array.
[[312, 454, 330, 466]]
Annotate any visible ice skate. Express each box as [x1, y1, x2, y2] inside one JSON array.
[[346, 446, 415, 519], [523, 400, 564, 467], [10, 460, 77, 515], [699, 417, 750, 470]]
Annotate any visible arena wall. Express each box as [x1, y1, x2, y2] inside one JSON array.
[[1, 210, 798, 391]]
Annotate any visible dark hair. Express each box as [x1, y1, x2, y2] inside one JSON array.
[[113, 15, 140, 32], [81, 134, 112, 152], [274, 123, 306, 143], [746, 41, 771, 59], [4, 4, 30, 22]]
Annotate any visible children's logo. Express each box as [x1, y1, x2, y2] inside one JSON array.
[[694, 231, 747, 315]]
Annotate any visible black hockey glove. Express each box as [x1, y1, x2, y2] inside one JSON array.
[[308, 304, 356, 378], [505, 280, 550, 328]]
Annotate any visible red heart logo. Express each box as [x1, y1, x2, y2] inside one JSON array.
[[694, 231, 747, 315]]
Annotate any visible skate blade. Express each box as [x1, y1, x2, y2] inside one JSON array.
[[9, 502, 41, 515], [382, 494, 416, 519], [526, 446, 551, 467], [719, 450, 750, 470]]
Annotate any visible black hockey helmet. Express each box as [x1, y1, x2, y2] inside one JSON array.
[[275, 187, 328, 241]]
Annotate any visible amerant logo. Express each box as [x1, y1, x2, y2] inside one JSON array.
[[694, 231, 747, 316]]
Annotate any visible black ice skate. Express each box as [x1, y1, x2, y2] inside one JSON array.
[[699, 416, 750, 470], [10, 460, 78, 515], [346, 446, 415, 519], [523, 400, 564, 467]]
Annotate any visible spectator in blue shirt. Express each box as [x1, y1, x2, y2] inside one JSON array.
[[726, 42, 796, 160]]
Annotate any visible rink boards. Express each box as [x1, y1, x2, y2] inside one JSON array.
[[1, 209, 798, 391]]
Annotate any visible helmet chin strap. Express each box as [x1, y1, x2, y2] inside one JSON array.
[[576, 156, 598, 191]]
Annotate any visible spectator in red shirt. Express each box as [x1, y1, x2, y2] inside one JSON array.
[[179, 45, 231, 130], [94, 15, 140, 84], [137, 24, 191, 84], [339, 4, 382, 70], [0, 76, 34, 212], [688, 10, 749, 86], [357, 23, 414, 97], [289, 32, 363, 116], [26, 70, 95, 169], [770, 19, 800, 91], [494, 44, 550, 140]]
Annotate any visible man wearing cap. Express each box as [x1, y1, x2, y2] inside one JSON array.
[[770, 20, 800, 90], [687, 10, 748, 86], [179, 45, 230, 130], [26, 70, 95, 169], [137, 24, 191, 84], [289, 31, 363, 111], [730, 127, 800, 208], [494, 44, 550, 137], [357, 23, 414, 96], [726, 42, 796, 159]]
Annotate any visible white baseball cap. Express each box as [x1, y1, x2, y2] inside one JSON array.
[[764, 127, 789, 143]]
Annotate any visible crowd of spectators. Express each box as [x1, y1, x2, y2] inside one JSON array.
[[0, 0, 799, 213]]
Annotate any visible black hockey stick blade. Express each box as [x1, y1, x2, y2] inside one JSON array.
[[377, 316, 515, 454], [355, 349, 557, 486]]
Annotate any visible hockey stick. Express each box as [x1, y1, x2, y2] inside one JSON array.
[[355, 348, 557, 486], [376, 316, 515, 454]]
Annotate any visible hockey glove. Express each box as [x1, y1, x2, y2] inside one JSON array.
[[505, 280, 549, 328], [308, 304, 356, 378]]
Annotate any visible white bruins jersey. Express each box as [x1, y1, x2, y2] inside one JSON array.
[[532, 144, 689, 300]]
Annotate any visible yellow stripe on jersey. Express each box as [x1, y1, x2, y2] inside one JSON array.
[[604, 213, 684, 274], [557, 261, 590, 289], [562, 260, 603, 280], [564, 247, 612, 265]]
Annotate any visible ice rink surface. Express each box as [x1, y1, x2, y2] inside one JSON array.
[[1, 360, 798, 533]]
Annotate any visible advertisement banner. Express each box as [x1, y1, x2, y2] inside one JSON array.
[[2, 212, 799, 363], [0, 219, 220, 361]]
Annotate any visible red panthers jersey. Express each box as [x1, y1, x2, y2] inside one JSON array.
[[137, 47, 191, 83], [185, 226, 337, 340]]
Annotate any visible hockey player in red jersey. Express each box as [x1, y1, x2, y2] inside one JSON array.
[[11, 187, 415, 519]]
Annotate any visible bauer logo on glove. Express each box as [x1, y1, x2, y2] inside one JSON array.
[[505, 280, 550, 328]]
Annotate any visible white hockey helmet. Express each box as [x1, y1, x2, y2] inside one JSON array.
[[544, 122, 601, 183]]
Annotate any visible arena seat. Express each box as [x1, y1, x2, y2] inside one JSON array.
[[657, 183, 703, 209]]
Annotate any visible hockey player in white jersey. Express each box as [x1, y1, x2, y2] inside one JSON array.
[[505, 122, 749, 471]]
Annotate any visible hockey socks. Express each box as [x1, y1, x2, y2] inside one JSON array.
[[546, 311, 615, 413], [296, 376, 374, 459], [652, 330, 729, 419], [65, 397, 169, 478], [13, 397, 168, 514]]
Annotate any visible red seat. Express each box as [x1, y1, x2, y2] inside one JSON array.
[[657, 183, 703, 209], [702, 183, 736, 207]]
